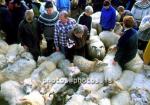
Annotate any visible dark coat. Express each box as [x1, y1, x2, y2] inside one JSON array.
[[0, 5, 15, 44], [114, 28, 138, 68], [78, 13, 92, 32], [18, 18, 42, 61], [67, 25, 90, 61]]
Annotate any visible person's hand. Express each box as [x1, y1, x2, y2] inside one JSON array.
[[112, 60, 117, 65], [56, 47, 59, 51]]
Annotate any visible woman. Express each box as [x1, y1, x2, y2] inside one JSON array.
[[67, 24, 90, 61], [113, 16, 138, 69]]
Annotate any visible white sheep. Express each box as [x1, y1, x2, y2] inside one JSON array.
[[0, 54, 7, 69], [99, 98, 111, 105], [88, 35, 106, 60], [31, 60, 56, 81], [6, 44, 25, 63], [48, 51, 65, 65], [130, 89, 150, 105], [85, 83, 123, 104], [90, 28, 98, 36], [111, 91, 131, 105], [99, 31, 120, 49], [0, 40, 9, 54], [125, 53, 144, 73], [65, 94, 97, 105], [1, 58, 36, 81], [39, 69, 65, 94], [58, 59, 80, 77], [77, 72, 104, 96], [102, 46, 122, 83], [65, 94, 85, 105], [73, 55, 107, 73], [91, 12, 102, 35], [130, 73, 150, 92], [18, 90, 45, 105], [114, 70, 136, 90], [0, 80, 25, 105]]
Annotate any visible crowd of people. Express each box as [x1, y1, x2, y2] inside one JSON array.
[[0, 0, 150, 67]]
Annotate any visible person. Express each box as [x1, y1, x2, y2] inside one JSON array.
[[117, 6, 138, 29], [54, 10, 76, 59], [138, 15, 150, 51], [56, 0, 71, 12], [131, 0, 150, 26], [18, 9, 42, 61], [11, 0, 28, 43], [38, 1, 59, 56], [77, 5, 93, 33], [0, 0, 15, 44], [67, 24, 90, 61], [113, 16, 138, 69], [100, 0, 116, 31], [39, 0, 57, 15]]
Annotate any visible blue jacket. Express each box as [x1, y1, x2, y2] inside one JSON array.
[[100, 6, 116, 30], [56, 0, 70, 12]]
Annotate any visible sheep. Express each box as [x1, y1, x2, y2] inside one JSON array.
[[73, 55, 107, 73], [113, 70, 136, 90], [125, 53, 144, 73], [90, 28, 98, 36], [77, 72, 104, 96], [0, 54, 7, 69], [0, 40, 9, 54], [88, 35, 106, 60], [111, 91, 131, 105], [85, 82, 123, 104], [1, 57, 36, 81], [98, 98, 111, 105], [91, 12, 102, 35], [0, 80, 25, 105], [130, 89, 150, 105], [21, 78, 41, 94], [17, 90, 45, 105], [65, 94, 85, 105], [39, 69, 65, 94], [58, 59, 80, 77], [31, 60, 56, 81], [130, 73, 150, 92], [102, 46, 122, 83], [65, 94, 98, 105], [48, 51, 65, 65], [99, 31, 120, 49], [6, 44, 25, 63]]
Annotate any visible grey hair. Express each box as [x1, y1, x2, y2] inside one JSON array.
[[73, 24, 84, 34], [25, 9, 34, 18], [85, 5, 93, 14], [59, 10, 69, 18]]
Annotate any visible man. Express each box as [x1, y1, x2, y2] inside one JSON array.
[[100, 0, 116, 31], [38, 1, 59, 56], [18, 9, 42, 61], [54, 10, 76, 59]]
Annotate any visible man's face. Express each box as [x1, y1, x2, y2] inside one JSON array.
[[59, 15, 68, 23], [46, 7, 53, 15], [25, 13, 34, 23]]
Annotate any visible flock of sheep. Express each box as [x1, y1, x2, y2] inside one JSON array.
[[0, 11, 150, 105]]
